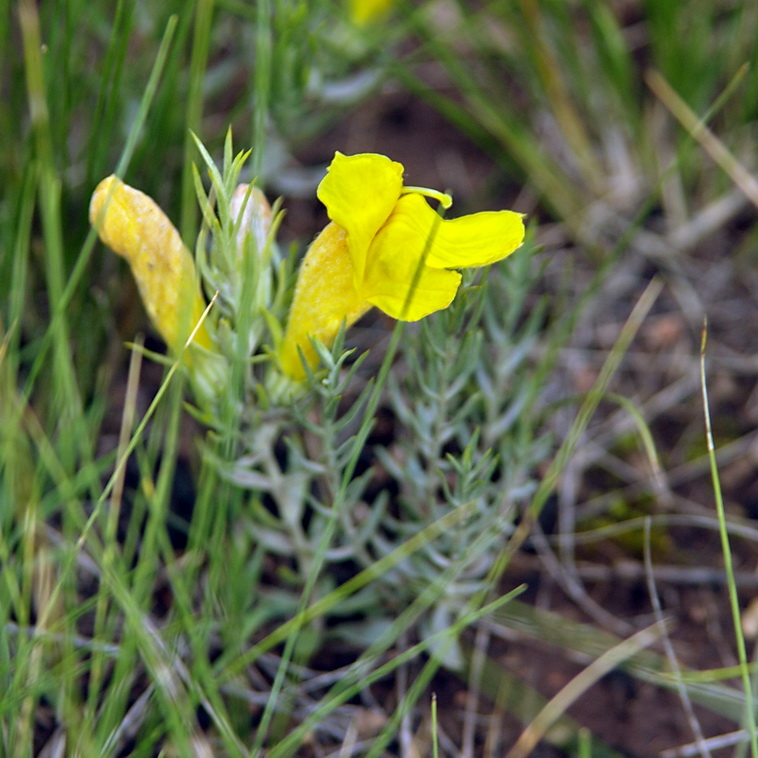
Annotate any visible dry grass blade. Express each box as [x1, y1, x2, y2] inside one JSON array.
[[504, 621, 666, 758], [646, 68, 758, 209], [644, 518, 711, 758]]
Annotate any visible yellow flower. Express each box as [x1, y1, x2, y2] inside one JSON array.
[[348, 0, 395, 25], [89, 175, 213, 357], [279, 152, 525, 380]]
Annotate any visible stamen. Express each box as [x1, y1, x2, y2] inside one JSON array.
[[402, 186, 453, 210]]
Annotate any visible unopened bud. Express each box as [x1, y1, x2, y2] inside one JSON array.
[[230, 184, 274, 310], [231, 185, 271, 261]]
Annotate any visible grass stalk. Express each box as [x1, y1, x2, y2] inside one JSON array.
[[181, 0, 215, 243], [700, 321, 758, 758], [647, 67, 758, 210]]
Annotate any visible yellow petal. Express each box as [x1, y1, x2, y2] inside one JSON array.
[[363, 195, 463, 321], [89, 175, 212, 354], [279, 223, 371, 380], [427, 208, 526, 269], [390, 193, 525, 270], [317, 152, 404, 286]]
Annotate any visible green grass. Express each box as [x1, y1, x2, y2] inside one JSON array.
[[3, 1, 758, 755]]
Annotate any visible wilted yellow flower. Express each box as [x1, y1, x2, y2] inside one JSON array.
[[279, 152, 525, 380], [90, 175, 213, 357]]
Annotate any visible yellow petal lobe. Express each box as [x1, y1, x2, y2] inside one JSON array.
[[317, 152, 404, 286], [90, 175, 212, 355], [279, 223, 371, 380], [426, 209, 526, 269], [363, 195, 463, 320]]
